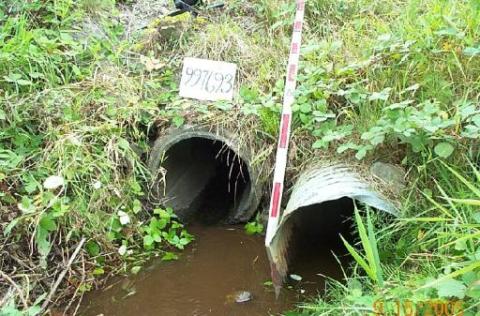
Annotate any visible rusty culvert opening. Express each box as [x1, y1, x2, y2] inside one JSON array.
[[148, 128, 261, 224]]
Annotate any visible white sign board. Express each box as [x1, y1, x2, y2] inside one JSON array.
[[179, 57, 237, 101]]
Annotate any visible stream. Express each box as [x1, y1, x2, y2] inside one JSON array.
[[81, 225, 347, 316]]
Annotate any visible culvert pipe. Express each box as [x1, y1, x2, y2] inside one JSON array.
[[265, 164, 399, 292], [148, 126, 261, 224]]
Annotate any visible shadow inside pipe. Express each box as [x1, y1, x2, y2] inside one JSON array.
[[285, 197, 357, 294], [161, 137, 251, 224]]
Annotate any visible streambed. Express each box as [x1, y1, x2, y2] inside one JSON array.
[[81, 225, 348, 315]]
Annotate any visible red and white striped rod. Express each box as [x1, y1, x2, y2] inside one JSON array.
[[265, 0, 306, 245]]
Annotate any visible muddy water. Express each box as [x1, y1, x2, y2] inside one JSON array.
[[81, 225, 347, 316]]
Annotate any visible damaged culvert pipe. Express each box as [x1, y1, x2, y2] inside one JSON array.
[[265, 164, 399, 292], [148, 126, 261, 224]]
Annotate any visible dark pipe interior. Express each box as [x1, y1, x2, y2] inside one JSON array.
[[286, 197, 356, 291], [162, 137, 250, 224]]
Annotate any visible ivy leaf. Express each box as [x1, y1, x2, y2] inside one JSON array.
[[434, 278, 467, 299], [434, 142, 455, 158]]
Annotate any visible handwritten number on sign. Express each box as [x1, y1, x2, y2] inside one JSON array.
[[184, 67, 194, 85], [214, 73, 224, 93], [192, 69, 202, 87], [222, 74, 234, 93], [183, 67, 234, 93]]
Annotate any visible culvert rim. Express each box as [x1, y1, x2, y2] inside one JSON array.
[[266, 164, 400, 289], [148, 126, 261, 223]]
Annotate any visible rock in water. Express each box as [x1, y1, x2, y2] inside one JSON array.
[[234, 291, 252, 303]]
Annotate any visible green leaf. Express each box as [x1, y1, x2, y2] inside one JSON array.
[[143, 235, 154, 248], [239, 86, 259, 103], [341, 235, 375, 281], [162, 252, 179, 261], [93, 267, 105, 275], [3, 73, 21, 82], [419, 261, 480, 291], [85, 240, 100, 257], [35, 227, 51, 258], [39, 215, 57, 232], [172, 115, 184, 127], [18, 196, 35, 214], [440, 161, 480, 197], [154, 208, 171, 220], [312, 139, 328, 149], [131, 266, 142, 274], [0, 109, 5, 120], [132, 199, 142, 214], [355, 147, 368, 160], [366, 210, 383, 286], [467, 280, 480, 299], [369, 88, 392, 101], [17, 79, 32, 86], [434, 142, 454, 158], [299, 103, 312, 113], [4, 218, 20, 236], [473, 212, 480, 224], [355, 209, 379, 284], [244, 221, 264, 235], [434, 278, 467, 299]]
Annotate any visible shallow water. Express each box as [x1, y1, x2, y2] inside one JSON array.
[[81, 225, 347, 316]]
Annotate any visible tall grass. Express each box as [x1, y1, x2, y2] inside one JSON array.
[[1, 1, 192, 313]]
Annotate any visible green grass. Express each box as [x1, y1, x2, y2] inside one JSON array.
[[0, 0, 479, 314]]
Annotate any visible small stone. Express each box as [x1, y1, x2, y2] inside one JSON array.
[[234, 291, 252, 303], [370, 162, 406, 194]]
